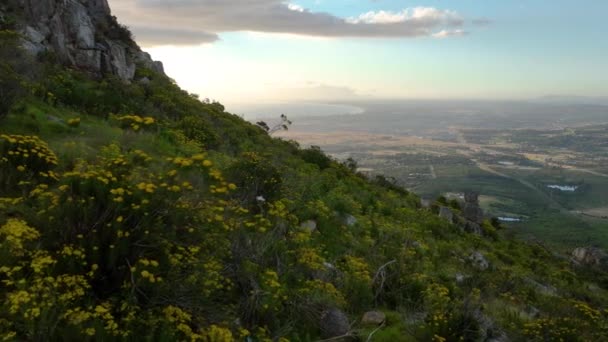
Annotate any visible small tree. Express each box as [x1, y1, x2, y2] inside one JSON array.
[[256, 114, 292, 135], [0, 30, 29, 118]]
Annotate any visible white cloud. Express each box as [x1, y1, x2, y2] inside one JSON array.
[[109, 0, 475, 46], [349, 7, 461, 25], [432, 29, 468, 39], [287, 3, 305, 12]]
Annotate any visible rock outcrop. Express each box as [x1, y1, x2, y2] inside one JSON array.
[[463, 191, 484, 224], [3, 0, 163, 80], [572, 247, 608, 267], [319, 308, 350, 338], [469, 251, 490, 271], [361, 311, 386, 326], [438, 206, 454, 223]]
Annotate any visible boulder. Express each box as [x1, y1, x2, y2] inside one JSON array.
[[438, 206, 454, 223], [468, 251, 489, 271], [319, 308, 350, 338], [526, 278, 557, 296], [474, 309, 510, 342], [465, 191, 480, 204], [300, 220, 317, 233], [463, 191, 484, 223], [463, 204, 484, 224], [464, 221, 483, 236], [455, 273, 468, 284], [524, 305, 540, 319], [361, 311, 386, 326], [572, 247, 608, 267], [344, 214, 357, 227]]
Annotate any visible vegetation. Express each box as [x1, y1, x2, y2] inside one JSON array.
[[1, 28, 608, 341]]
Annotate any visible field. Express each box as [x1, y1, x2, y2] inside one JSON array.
[[277, 109, 608, 251]]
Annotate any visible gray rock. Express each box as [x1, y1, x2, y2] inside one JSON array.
[[108, 41, 136, 80], [361, 311, 386, 326], [572, 247, 608, 267], [464, 221, 483, 236], [323, 262, 336, 270], [319, 308, 350, 338], [138, 77, 151, 85], [344, 214, 357, 227], [13, 0, 163, 81], [524, 278, 557, 296], [524, 305, 540, 318], [474, 309, 510, 342], [455, 273, 468, 284], [21, 26, 46, 54], [465, 191, 480, 204], [463, 191, 484, 223], [468, 251, 489, 271], [300, 220, 317, 233], [438, 206, 454, 223]]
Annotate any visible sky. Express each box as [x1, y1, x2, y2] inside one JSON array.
[[109, 0, 608, 111]]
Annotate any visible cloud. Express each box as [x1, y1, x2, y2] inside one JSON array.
[[348, 7, 462, 25], [132, 27, 220, 45], [432, 29, 468, 39], [109, 0, 475, 46]]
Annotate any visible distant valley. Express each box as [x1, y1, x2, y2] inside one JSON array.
[[276, 100, 608, 250]]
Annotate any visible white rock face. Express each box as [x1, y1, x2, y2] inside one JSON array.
[[572, 247, 608, 266], [11, 0, 163, 80], [469, 251, 489, 271]]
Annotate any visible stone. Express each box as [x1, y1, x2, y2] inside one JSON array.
[[438, 206, 454, 223], [465, 191, 480, 204], [463, 191, 484, 224], [300, 220, 317, 233], [455, 273, 468, 284], [464, 221, 483, 236], [319, 308, 350, 338], [361, 311, 386, 325], [524, 305, 540, 319], [344, 214, 357, 227], [138, 77, 151, 85], [572, 247, 608, 267], [21, 26, 46, 54], [524, 278, 557, 296], [474, 309, 510, 342], [12, 0, 163, 81], [463, 204, 484, 224], [469, 251, 489, 271]]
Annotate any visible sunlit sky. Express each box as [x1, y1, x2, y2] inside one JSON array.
[[110, 1, 608, 109]]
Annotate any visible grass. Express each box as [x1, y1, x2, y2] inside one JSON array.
[[395, 160, 608, 250]]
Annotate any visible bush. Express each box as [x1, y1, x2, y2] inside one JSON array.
[[0, 31, 29, 118], [300, 146, 332, 170]]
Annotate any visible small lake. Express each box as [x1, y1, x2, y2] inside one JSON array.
[[547, 185, 578, 192], [498, 217, 523, 222]]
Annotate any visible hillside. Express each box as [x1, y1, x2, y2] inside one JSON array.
[[2, 1, 608, 341]]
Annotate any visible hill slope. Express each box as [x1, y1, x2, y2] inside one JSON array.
[[1, 2, 608, 341]]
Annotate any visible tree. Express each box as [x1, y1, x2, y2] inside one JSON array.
[[0, 30, 30, 118], [256, 114, 292, 135]]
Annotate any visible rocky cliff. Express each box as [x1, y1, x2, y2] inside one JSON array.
[[1, 0, 163, 80]]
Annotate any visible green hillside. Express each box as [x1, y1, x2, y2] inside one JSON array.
[[2, 28, 608, 341]]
